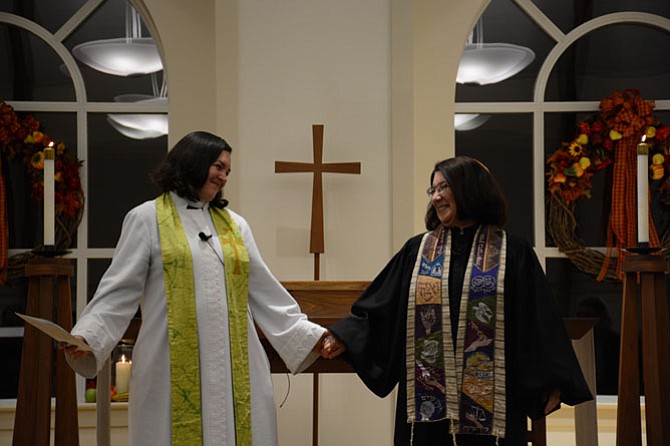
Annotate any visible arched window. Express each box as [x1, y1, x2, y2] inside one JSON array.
[[455, 0, 670, 396], [0, 0, 167, 400]]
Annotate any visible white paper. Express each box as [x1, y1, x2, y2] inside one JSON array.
[[16, 313, 92, 352]]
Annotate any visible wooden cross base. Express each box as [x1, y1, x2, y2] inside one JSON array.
[[12, 257, 79, 446], [616, 254, 670, 446]]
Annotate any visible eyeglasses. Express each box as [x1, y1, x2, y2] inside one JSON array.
[[426, 182, 449, 198]]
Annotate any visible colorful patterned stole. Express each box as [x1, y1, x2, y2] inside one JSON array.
[[156, 194, 252, 445], [406, 225, 506, 438]]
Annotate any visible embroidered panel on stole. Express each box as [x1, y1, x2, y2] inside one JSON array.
[[406, 225, 507, 438]]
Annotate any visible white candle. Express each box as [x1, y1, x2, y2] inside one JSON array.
[[115, 355, 131, 394], [637, 137, 649, 244], [43, 142, 55, 247]]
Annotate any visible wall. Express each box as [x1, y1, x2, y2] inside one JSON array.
[[133, 0, 491, 444]]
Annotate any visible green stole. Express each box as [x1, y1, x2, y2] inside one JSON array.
[[406, 225, 507, 438], [156, 193, 252, 445]]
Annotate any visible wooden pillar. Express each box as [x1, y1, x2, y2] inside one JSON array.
[[12, 257, 78, 446], [616, 254, 670, 446]]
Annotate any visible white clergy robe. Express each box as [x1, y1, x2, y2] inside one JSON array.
[[68, 193, 325, 445]]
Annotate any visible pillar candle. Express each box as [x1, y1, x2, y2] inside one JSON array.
[[43, 142, 55, 247], [637, 138, 649, 244], [115, 355, 131, 394]]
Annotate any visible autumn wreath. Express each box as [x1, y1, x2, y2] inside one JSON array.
[[546, 89, 670, 281], [0, 100, 84, 283]]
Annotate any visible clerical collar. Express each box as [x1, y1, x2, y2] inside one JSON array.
[[449, 223, 479, 237], [169, 193, 208, 211]]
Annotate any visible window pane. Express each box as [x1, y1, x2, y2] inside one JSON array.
[[62, 0, 161, 102], [544, 112, 610, 247], [544, 110, 670, 248], [455, 0, 554, 103], [87, 113, 165, 248], [456, 113, 534, 242], [546, 257, 622, 395], [87, 258, 111, 304], [3, 112, 78, 250], [0, 25, 75, 101], [0, 0, 87, 33], [545, 23, 670, 102], [0, 279, 28, 399], [532, 0, 670, 35]]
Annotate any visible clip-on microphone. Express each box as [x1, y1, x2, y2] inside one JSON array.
[[198, 232, 223, 265]]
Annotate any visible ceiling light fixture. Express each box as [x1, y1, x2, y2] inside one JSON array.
[[107, 74, 168, 140], [454, 114, 491, 131], [72, 3, 162, 76], [456, 17, 535, 85]]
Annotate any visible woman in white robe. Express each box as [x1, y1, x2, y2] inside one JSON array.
[[63, 131, 328, 445]]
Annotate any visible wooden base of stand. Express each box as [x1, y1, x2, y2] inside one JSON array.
[[616, 254, 670, 446], [12, 257, 78, 446]]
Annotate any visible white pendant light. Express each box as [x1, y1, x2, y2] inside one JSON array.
[[72, 3, 162, 77], [107, 99, 168, 140], [456, 18, 535, 85], [107, 75, 168, 140], [73, 37, 162, 76], [454, 114, 491, 131]]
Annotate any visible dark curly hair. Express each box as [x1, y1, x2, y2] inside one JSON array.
[[425, 156, 506, 230], [151, 131, 232, 208]]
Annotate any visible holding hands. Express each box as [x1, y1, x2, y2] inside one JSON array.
[[314, 330, 346, 359]]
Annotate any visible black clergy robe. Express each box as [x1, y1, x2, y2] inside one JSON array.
[[328, 226, 592, 446]]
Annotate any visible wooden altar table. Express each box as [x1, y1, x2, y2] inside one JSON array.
[[110, 281, 598, 446]]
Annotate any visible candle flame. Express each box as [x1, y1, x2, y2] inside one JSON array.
[[48, 141, 54, 148], [120, 355, 127, 363], [641, 134, 647, 143]]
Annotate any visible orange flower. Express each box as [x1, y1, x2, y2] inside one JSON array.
[[651, 164, 664, 181]]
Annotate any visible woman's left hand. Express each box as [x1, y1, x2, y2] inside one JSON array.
[[58, 335, 91, 360], [314, 330, 346, 359]]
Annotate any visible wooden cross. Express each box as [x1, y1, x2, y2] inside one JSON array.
[[275, 124, 361, 280]]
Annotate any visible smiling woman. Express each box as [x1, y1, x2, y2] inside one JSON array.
[[62, 130, 332, 446], [326, 156, 591, 446]]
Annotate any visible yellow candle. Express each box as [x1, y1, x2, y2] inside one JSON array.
[[115, 355, 132, 394], [637, 137, 649, 244], [43, 142, 55, 247]]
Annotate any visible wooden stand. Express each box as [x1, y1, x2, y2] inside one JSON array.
[[616, 254, 670, 446], [12, 257, 78, 446]]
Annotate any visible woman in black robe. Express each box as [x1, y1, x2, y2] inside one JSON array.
[[322, 157, 592, 445]]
